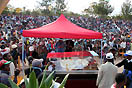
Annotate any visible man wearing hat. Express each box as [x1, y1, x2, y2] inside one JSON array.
[[11, 44, 18, 67], [96, 53, 118, 88], [109, 48, 117, 64], [116, 50, 132, 88], [29, 45, 39, 59], [0, 60, 11, 87], [25, 59, 44, 78]]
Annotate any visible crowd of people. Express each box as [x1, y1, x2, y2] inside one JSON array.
[[0, 14, 132, 87]]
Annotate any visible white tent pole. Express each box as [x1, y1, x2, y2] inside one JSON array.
[[22, 36, 25, 78], [101, 39, 102, 64]]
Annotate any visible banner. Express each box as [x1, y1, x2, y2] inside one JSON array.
[[0, 0, 10, 15], [47, 51, 93, 58]]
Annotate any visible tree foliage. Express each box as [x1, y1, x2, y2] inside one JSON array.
[[32, 9, 41, 16], [121, 0, 132, 20], [39, 0, 53, 9], [38, 0, 54, 15], [83, 0, 114, 17], [38, 0, 67, 15], [1, 4, 14, 14], [83, 7, 93, 16], [54, 0, 67, 15]]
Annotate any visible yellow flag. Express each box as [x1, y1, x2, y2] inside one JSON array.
[[0, 0, 10, 15]]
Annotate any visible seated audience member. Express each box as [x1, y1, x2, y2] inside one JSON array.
[[10, 44, 19, 67], [25, 59, 44, 78], [29, 46, 39, 58], [27, 56, 33, 66], [3, 53, 16, 77], [47, 62, 55, 71], [0, 60, 11, 87], [111, 73, 127, 88]]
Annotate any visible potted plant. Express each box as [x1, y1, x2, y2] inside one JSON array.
[[0, 70, 69, 88]]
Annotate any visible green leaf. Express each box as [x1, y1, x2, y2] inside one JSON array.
[[0, 83, 8, 88], [28, 71, 39, 88], [59, 74, 69, 88], [45, 71, 55, 88], [39, 65, 49, 88], [54, 77, 59, 82], [8, 78, 19, 88], [39, 70, 47, 88], [50, 81, 55, 88], [24, 78, 29, 88]]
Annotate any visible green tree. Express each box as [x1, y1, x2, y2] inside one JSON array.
[[82, 4, 95, 17], [2, 4, 14, 14], [32, 9, 41, 16], [25, 10, 31, 15], [22, 7, 26, 15], [83, 0, 114, 17], [54, 0, 67, 15], [93, 0, 114, 16], [121, 0, 132, 20], [1, 6, 9, 14], [38, 0, 54, 15]]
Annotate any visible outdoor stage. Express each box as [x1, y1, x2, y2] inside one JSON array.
[[47, 70, 98, 88], [45, 57, 123, 88], [17, 55, 123, 88]]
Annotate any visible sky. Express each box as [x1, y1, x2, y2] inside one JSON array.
[[8, 0, 131, 15]]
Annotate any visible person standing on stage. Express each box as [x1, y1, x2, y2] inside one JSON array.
[[96, 53, 118, 88]]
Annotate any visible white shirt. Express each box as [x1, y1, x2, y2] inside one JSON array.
[[10, 62, 15, 76], [109, 41, 114, 47], [120, 42, 126, 48], [48, 65, 53, 71]]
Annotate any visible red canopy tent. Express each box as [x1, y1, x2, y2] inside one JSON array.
[[22, 14, 102, 88], [21, 14, 103, 79], [22, 14, 102, 39], [22, 14, 103, 63]]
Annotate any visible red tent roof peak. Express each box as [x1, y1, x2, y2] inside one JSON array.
[[56, 14, 68, 22], [22, 14, 102, 39], [59, 14, 65, 18]]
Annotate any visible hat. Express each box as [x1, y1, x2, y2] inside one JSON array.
[[32, 59, 43, 67], [1, 40, 6, 44], [0, 60, 11, 67], [106, 53, 114, 59], [0, 48, 10, 55], [12, 44, 17, 49], [128, 35, 130, 38], [29, 46, 34, 51], [124, 50, 132, 56]]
